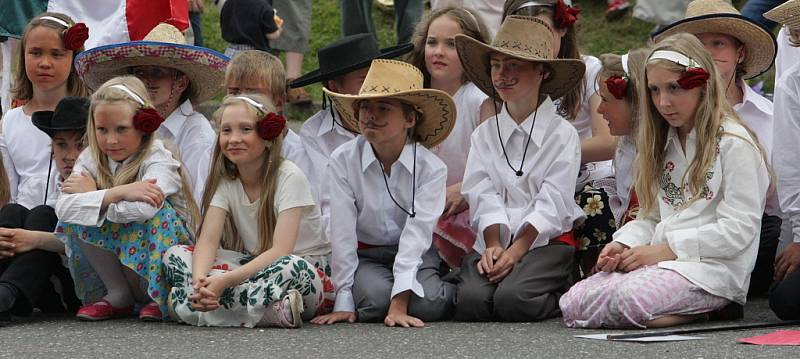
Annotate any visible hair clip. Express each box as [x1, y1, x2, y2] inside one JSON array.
[[554, 0, 580, 29], [40, 16, 88, 52], [110, 84, 163, 133], [648, 50, 710, 90]]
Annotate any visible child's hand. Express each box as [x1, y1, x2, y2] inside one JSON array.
[[62, 171, 97, 194], [266, 28, 282, 41], [119, 179, 164, 207], [0, 233, 15, 259], [478, 246, 504, 275], [385, 311, 424, 328], [487, 245, 524, 283], [775, 243, 800, 281], [0, 228, 38, 254], [618, 243, 676, 272], [310, 311, 357, 325], [595, 241, 628, 272], [189, 275, 229, 312], [442, 185, 468, 219]]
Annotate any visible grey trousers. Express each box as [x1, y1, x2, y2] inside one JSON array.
[[338, 0, 423, 45], [454, 243, 575, 322], [353, 246, 455, 322]]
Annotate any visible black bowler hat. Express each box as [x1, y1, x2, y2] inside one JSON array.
[[32, 96, 89, 138], [289, 33, 413, 88]]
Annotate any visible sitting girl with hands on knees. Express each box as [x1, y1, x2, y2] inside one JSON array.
[[55, 76, 197, 322], [164, 94, 333, 328], [560, 33, 771, 328]]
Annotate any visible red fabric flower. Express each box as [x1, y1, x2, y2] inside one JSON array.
[[604, 75, 628, 100], [554, 0, 581, 29], [677, 67, 710, 90], [63, 23, 89, 52], [257, 112, 286, 140], [133, 108, 164, 133]]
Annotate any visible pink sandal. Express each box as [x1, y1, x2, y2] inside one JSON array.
[[139, 302, 162, 321], [76, 299, 133, 321]]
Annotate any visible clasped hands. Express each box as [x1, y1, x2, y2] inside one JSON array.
[[594, 241, 677, 273]]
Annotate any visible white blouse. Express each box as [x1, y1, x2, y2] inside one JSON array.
[[462, 97, 584, 253], [610, 135, 636, 225], [326, 137, 446, 313], [775, 27, 800, 81], [613, 121, 768, 305], [773, 63, 800, 243], [0, 107, 56, 209]]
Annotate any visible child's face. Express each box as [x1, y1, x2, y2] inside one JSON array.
[[52, 131, 84, 178], [695, 32, 744, 83], [218, 104, 269, 168], [24, 26, 72, 93], [93, 103, 144, 162], [356, 98, 415, 148], [327, 68, 369, 95], [131, 66, 188, 109], [489, 53, 546, 104], [646, 64, 702, 134], [596, 79, 633, 136], [226, 79, 282, 112], [425, 16, 465, 86]]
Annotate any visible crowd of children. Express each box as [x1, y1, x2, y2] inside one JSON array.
[[1, 0, 800, 330]]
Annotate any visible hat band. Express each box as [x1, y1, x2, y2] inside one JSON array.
[[40, 16, 69, 28], [621, 53, 630, 75], [648, 50, 704, 69], [111, 84, 146, 106]]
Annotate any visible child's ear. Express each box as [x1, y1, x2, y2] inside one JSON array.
[[737, 46, 746, 64]]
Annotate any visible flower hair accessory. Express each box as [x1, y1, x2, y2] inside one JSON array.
[[648, 50, 710, 90], [40, 16, 89, 52], [233, 96, 286, 141], [110, 84, 164, 133], [605, 75, 628, 100], [554, 0, 581, 29]]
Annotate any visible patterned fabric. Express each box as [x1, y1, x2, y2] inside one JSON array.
[[57, 201, 193, 319], [164, 245, 334, 327], [560, 266, 729, 328], [432, 210, 476, 269], [573, 184, 616, 278]]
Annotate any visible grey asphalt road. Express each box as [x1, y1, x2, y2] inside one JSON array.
[[1, 298, 797, 359]]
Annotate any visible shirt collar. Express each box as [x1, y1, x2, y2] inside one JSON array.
[[737, 79, 773, 116], [315, 108, 353, 138], [664, 126, 697, 151], [496, 97, 556, 148], [361, 139, 416, 174], [161, 99, 195, 138]]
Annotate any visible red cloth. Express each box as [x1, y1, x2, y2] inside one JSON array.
[[125, 0, 189, 41]]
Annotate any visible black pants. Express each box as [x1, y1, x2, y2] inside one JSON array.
[[770, 268, 800, 320], [748, 214, 782, 298], [0, 204, 80, 315]]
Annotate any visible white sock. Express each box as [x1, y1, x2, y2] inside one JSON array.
[[77, 240, 133, 307]]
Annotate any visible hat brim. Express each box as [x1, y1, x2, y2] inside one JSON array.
[[322, 87, 456, 148], [454, 35, 586, 100], [74, 41, 229, 104], [764, 1, 800, 27], [289, 43, 414, 88], [32, 111, 86, 138], [652, 14, 776, 79]]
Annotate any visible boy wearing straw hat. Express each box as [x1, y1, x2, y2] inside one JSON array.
[[74, 23, 229, 206], [653, 0, 780, 299], [452, 16, 585, 322], [0, 97, 87, 325], [766, 0, 800, 320], [310, 59, 456, 327]]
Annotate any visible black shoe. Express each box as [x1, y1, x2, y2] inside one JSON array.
[[0, 311, 11, 326]]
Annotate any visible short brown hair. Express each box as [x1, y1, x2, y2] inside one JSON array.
[[225, 50, 286, 106]]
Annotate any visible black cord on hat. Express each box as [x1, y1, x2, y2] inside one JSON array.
[[372, 142, 417, 218]]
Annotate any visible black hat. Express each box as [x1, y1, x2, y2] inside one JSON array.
[[32, 96, 89, 138], [289, 33, 413, 88]]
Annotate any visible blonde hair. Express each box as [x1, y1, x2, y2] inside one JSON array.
[[11, 12, 90, 101], [634, 33, 771, 213], [597, 48, 650, 138], [201, 94, 284, 253], [225, 51, 286, 107], [88, 76, 199, 231], [407, 6, 491, 87]]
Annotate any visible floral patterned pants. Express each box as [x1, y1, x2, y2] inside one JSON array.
[[163, 245, 334, 327]]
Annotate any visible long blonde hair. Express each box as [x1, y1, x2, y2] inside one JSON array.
[[88, 76, 199, 231], [200, 94, 284, 254], [634, 33, 771, 213]]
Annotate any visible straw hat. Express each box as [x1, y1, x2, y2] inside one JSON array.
[[323, 59, 455, 148], [764, 0, 800, 27], [74, 23, 229, 104], [454, 16, 585, 99], [652, 0, 776, 79]]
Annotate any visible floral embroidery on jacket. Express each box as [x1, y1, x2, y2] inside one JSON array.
[[659, 128, 722, 210]]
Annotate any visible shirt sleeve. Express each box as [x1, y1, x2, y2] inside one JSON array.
[[391, 160, 446, 300], [181, 140, 213, 207], [55, 155, 107, 226], [613, 205, 660, 249], [0, 122, 19, 203], [327, 153, 359, 313], [773, 74, 800, 243], [461, 132, 510, 252], [209, 180, 230, 212], [664, 136, 769, 262], [275, 164, 315, 213]]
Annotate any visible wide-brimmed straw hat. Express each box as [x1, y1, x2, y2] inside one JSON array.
[[764, 0, 800, 27], [455, 16, 585, 100], [289, 33, 413, 88], [323, 59, 455, 148], [652, 0, 776, 79], [74, 23, 229, 104], [32, 96, 89, 138]]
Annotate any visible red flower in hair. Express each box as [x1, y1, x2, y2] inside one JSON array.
[[63, 23, 89, 52], [554, 0, 581, 29], [133, 108, 164, 133], [258, 112, 286, 140], [677, 67, 710, 90], [604, 75, 628, 100]]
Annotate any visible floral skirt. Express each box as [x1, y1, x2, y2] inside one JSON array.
[[573, 184, 617, 278], [56, 202, 193, 319], [163, 245, 335, 327]]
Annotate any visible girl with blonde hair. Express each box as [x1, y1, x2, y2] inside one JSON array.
[[55, 76, 196, 322], [560, 33, 770, 328]]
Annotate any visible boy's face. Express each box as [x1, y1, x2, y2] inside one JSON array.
[[695, 32, 744, 83], [356, 98, 415, 149], [226, 79, 282, 112], [52, 131, 84, 178], [327, 68, 369, 95], [130, 65, 189, 109], [489, 53, 546, 104]]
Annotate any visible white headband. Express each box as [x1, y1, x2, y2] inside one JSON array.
[[620, 53, 630, 75], [648, 50, 704, 69], [234, 96, 265, 111], [514, 0, 571, 10], [111, 84, 145, 106], [39, 16, 69, 28]]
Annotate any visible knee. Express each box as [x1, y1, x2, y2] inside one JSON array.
[[354, 289, 391, 322], [492, 285, 527, 321], [770, 282, 800, 320], [408, 283, 455, 322], [454, 280, 493, 321]]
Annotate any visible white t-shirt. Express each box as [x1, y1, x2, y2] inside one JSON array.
[[210, 160, 329, 257], [0, 106, 57, 209]]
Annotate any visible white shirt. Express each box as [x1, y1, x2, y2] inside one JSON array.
[[156, 100, 215, 206], [773, 62, 800, 243], [56, 140, 184, 226], [430, 82, 487, 186], [613, 121, 768, 305], [281, 128, 307, 173], [327, 137, 446, 313], [210, 160, 329, 257], [0, 107, 55, 209], [734, 80, 774, 156], [775, 27, 800, 81], [462, 97, 584, 253], [610, 136, 636, 225]]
